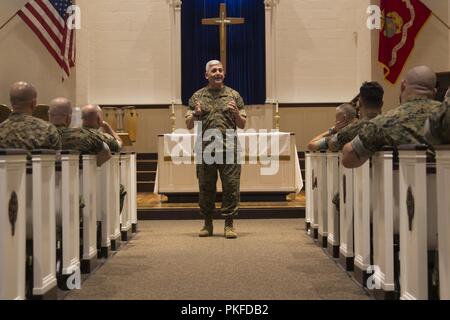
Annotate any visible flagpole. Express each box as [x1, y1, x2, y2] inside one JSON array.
[[432, 12, 450, 30], [0, 12, 18, 31]]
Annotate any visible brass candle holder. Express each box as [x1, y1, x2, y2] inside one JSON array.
[[170, 101, 176, 133], [274, 101, 280, 130]]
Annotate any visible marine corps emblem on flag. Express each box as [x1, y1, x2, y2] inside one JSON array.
[[378, 0, 431, 84]]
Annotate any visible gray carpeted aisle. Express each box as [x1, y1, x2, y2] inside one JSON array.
[[64, 219, 371, 300]]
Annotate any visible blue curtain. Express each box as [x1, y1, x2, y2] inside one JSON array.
[[181, 0, 266, 106]]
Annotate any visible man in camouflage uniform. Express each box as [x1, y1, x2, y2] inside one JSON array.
[[425, 88, 450, 145], [328, 81, 384, 152], [342, 66, 442, 168], [49, 97, 112, 166], [81, 104, 122, 153], [0, 81, 61, 151], [306, 103, 356, 152], [185, 60, 247, 239]]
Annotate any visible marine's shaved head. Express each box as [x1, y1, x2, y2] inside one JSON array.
[[9, 81, 37, 111], [49, 97, 72, 116], [401, 66, 437, 102], [82, 104, 103, 129], [49, 97, 73, 127], [337, 103, 357, 120]]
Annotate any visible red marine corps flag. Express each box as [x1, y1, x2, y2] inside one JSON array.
[[378, 0, 431, 84]]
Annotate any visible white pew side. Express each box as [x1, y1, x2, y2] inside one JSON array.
[[371, 147, 397, 299], [317, 151, 328, 247], [398, 145, 438, 300], [80, 154, 98, 273], [0, 149, 27, 300], [27, 150, 57, 299], [109, 154, 122, 251], [436, 145, 450, 300], [353, 160, 371, 287], [338, 156, 354, 271], [120, 153, 132, 241], [326, 152, 340, 258], [55, 151, 80, 290], [130, 153, 138, 233]]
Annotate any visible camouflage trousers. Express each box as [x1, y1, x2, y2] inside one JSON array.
[[196, 163, 241, 218]]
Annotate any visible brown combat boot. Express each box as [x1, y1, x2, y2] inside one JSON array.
[[199, 218, 213, 237], [224, 217, 237, 239]]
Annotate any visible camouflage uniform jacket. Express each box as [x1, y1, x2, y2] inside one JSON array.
[[351, 98, 442, 158], [329, 120, 368, 152], [187, 86, 246, 152], [329, 114, 379, 152], [425, 100, 450, 145], [56, 125, 105, 154], [0, 113, 61, 150], [82, 127, 120, 152]]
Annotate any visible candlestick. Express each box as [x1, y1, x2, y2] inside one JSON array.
[[275, 101, 279, 113]]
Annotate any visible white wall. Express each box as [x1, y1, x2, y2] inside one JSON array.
[[0, 3, 75, 106], [85, 0, 171, 105], [276, 0, 362, 103]]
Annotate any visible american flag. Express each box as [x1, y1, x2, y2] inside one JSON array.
[[18, 0, 75, 78]]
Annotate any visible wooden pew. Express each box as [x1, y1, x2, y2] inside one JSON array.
[[305, 152, 313, 232], [353, 160, 371, 287], [109, 154, 122, 251], [316, 151, 328, 247], [338, 157, 354, 271], [130, 153, 138, 233], [0, 149, 27, 300], [371, 147, 398, 299], [326, 152, 340, 258], [398, 145, 438, 300], [79, 154, 99, 273], [120, 153, 133, 241], [435, 145, 450, 300], [26, 150, 57, 299], [55, 151, 80, 290]]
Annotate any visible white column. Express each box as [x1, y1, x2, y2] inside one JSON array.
[[81, 155, 98, 264], [109, 154, 121, 250], [326, 152, 340, 252], [29, 152, 57, 296], [0, 150, 27, 300], [98, 159, 112, 255], [339, 159, 354, 269], [317, 152, 328, 246], [398, 148, 438, 300], [372, 149, 395, 294], [436, 147, 450, 299], [353, 160, 371, 283], [75, 0, 91, 106], [168, 0, 182, 104], [305, 152, 313, 231], [264, 0, 279, 103], [120, 154, 132, 240], [130, 153, 138, 232], [310, 152, 319, 238], [60, 152, 80, 277]]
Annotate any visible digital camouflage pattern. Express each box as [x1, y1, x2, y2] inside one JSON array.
[[187, 86, 246, 218], [352, 98, 442, 157], [56, 126, 105, 154], [425, 100, 450, 145], [329, 120, 369, 152], [83, 127, 120, 152], [197, 163, 241, 218], [0, 113, 61, 150]]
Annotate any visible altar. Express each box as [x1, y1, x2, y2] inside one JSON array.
[[155, 131, 303, 202]]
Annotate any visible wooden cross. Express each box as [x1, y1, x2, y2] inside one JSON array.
[[201, 3, 245, 73]]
